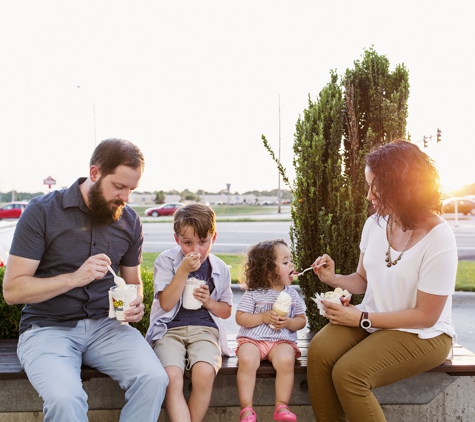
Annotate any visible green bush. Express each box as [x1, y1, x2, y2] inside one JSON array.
[[0, 267, 23, 339], [0, 266, 155, 339], [130, 268, 154, 336]]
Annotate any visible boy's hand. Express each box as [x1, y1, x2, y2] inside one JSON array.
[[180, 252, 201, 273], [194, 284, 211, 307]]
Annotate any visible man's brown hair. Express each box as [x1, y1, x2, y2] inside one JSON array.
[[90, 138, 145, 177]]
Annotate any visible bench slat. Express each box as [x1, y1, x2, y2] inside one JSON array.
[[2, 335, 475, 380]]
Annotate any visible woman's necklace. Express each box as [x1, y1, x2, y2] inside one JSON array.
[[385, 217, 415, 268]]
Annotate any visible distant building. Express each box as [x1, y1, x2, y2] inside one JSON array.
[[129, 193, 286, 206], [129, 193, 156, 205]]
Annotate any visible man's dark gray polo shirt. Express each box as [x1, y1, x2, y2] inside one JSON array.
[[10, 178, 144, 335]]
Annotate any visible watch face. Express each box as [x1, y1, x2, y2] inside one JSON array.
[[361, 319, 371, 329]]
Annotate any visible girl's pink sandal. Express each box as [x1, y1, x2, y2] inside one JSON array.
[[273, 404, 297, 421], [240, 407, 257, 422]]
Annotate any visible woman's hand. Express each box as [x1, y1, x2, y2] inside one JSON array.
[[322, 300, 361, 327], [312, 254, 337, 287]]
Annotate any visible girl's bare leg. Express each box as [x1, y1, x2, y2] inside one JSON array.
[[237, 343, 261, 419], [268, 344, 296, 411]]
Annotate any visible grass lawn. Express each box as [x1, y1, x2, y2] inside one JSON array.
[[455, 261, 475, 292], [142, 253, 475, 292], [142, 252, 246, 283]]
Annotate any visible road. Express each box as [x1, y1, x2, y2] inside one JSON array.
[[2, 214, 475, 259], [142, 215, 475, 259], [142, 221, 292, 254]]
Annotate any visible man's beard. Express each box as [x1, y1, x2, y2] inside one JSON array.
[[87, 179, 126, 225]]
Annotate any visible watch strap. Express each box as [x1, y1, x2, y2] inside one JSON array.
[[360, 311, 371, 329]]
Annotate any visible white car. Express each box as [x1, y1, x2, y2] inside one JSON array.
[[0, 221, 18, 265]]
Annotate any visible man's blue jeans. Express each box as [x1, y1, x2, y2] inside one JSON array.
[[18, 317, 168, 422]]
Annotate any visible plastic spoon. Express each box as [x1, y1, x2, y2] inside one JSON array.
[[293, 262, 327, 278], [107, 265, 126, 288]]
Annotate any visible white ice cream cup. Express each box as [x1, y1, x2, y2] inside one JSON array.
[[312, 291, 352, 316], [109, 285, 138, 321], [183, 278, 203, 310]]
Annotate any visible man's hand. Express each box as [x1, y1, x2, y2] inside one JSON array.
[[74, 253, 111, 288], [124, 295, 145, 323]]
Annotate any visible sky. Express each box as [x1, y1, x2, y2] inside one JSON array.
[[1, 1, 474, 197]]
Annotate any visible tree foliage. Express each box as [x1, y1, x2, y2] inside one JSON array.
[[154, 190, 166, 204], [263, 48, 409, 331]]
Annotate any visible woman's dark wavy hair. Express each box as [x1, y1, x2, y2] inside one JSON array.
[[90, 138, 145, 177], [366, 139, 443, 230], [241, 239, 288, 291]]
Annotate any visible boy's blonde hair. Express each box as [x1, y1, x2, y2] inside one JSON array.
[[173, 203, 216, 239]]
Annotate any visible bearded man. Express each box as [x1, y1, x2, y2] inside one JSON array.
[[3, 138, 168, 422]]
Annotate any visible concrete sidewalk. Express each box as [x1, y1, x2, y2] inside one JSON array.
[[226, 286, 475, 353]]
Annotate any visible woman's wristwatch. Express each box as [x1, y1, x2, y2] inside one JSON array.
[[360, 311, 372, 330]]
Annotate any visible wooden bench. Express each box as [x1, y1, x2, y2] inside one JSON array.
[[2, 333, 475, 380], [0, 333, 475, 380], [1, 334, 475, 415]]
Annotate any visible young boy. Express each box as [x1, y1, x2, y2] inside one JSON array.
[[145, 203, 233, 422]]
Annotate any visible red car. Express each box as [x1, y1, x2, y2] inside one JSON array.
[[144, 202, 184, 217], [0, 202, 29, 219]]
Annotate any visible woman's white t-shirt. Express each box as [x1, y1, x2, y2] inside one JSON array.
[[358, 215, 458, 341]]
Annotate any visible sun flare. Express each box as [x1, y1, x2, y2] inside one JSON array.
[[438, 164, 474, 195]]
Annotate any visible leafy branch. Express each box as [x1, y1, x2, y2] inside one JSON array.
[[261, 134, 292, 192]]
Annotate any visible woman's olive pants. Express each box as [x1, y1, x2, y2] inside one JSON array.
[[307, 324, 452, 422]]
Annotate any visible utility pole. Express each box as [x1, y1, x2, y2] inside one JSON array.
[[277, 95, 281, 214], [77, 86, 97, 147]]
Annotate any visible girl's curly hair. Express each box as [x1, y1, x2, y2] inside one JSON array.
[[366, 140, 443, 230], [241, 239, 288, 291]]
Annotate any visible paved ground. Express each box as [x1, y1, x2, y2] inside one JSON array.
[[224, 287, 475, 353]]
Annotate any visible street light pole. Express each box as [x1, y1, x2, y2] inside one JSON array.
[[77, 86, 96, 147]]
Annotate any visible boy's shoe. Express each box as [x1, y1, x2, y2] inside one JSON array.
[[273, 404, 297, 421], [240, 407, 257, 422]]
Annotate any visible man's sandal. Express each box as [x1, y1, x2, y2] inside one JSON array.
[[273, 404, 297, 422], [240, 407, 257, 422]]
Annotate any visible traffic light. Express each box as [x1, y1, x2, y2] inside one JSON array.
[[423, 136, 428, 148], [437, 128, 442, 143]]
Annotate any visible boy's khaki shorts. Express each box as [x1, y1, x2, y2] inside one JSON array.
[[153, 326, 221, 376]]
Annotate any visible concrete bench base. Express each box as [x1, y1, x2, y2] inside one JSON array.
[[2, 336, 475, 420], [0, 374, 475, 422], [1, 374, 474, 421]]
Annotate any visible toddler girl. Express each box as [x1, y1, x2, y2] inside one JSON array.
[[236, 239, 306, 422]]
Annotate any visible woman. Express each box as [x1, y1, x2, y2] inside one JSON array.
[[307, 140, 457, 422]]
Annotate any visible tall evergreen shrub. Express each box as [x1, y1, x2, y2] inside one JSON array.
[[264, 48, 409, 331]]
